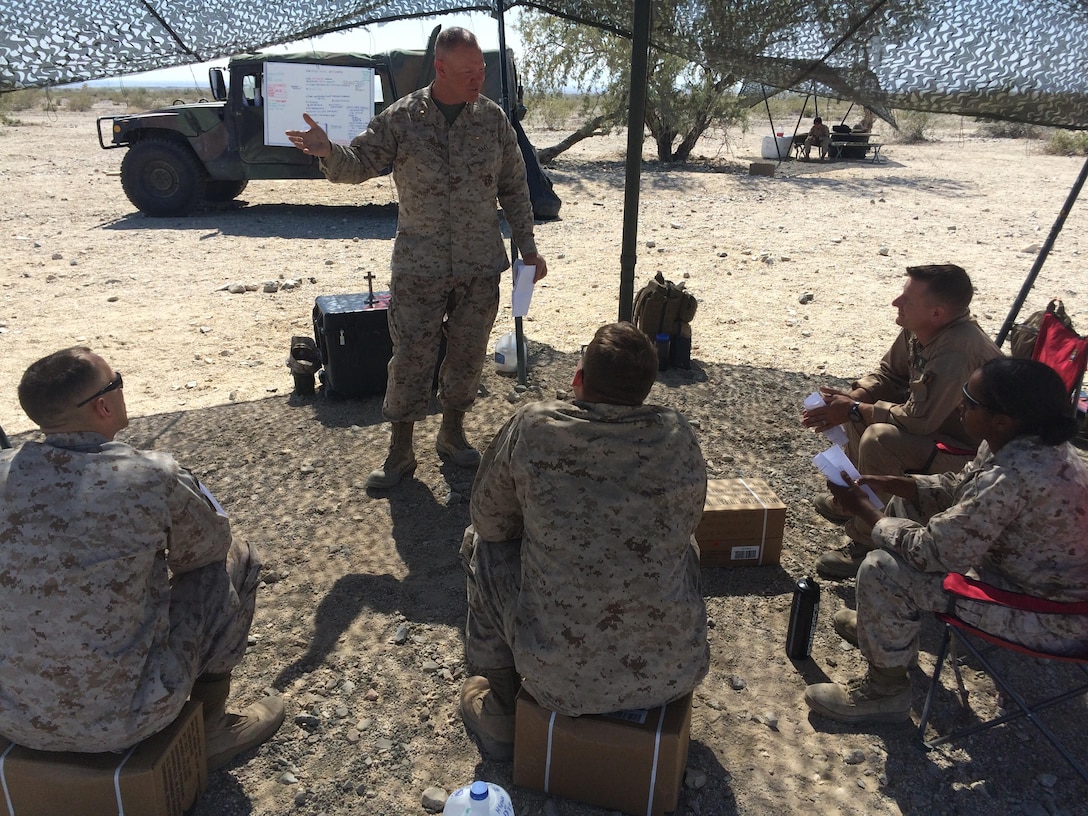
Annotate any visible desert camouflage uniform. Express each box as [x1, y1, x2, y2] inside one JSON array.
[[844, 314, 1002, 543], [322, 86, 537, 421], [855, 437, 1088, 670], [462, 399, 709, 716], [0, 432, 261, 752]]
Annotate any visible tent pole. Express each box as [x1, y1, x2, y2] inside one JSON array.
[[618, 0, 652, 322], [761, 84, 785, 163], [996, 154, 1088, 347], [494, 1, 528, 384]]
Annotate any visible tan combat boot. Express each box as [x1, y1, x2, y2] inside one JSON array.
[[189, 673, 286, 771], [366, 421, 417, 489], [459, 667, 520, 760], [804, 665, 912, 724], [815, 537, 875, 580], [436, 409, 481, 468]]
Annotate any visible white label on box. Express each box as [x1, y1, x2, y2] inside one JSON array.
[[603, 708, 649, 725], [732, 545, 761, 561]]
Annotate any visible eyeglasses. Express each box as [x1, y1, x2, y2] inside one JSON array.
[[76, 372, 123, 407], [961, 381, 992, 412]]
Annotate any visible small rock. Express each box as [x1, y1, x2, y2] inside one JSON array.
[[422, 660, 441, 673], [107, 295, 119, 302], [227, 283, 246, 294], [393, 624, 409, 645], [421, 786, 447, 813], [293, 790, 309, 806], [798, 292, 814, 304], [1037, 773, 1058, 789], [365, 688, 379, 701], [51, 252, 63, 260], [878, 246, 890, 256], [684, 767, 707, 789], [293, 714, 320, 731], [278, 771, 298, 784], [262, 280, 280, 293], [542, 801, 561, 816], [729, 675, 746, 691], [843, 749, 866, 765]]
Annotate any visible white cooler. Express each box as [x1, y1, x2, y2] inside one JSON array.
[[760, 135, 794, 159]]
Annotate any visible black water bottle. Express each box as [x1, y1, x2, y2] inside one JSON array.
[[786, 576, 821, 659]]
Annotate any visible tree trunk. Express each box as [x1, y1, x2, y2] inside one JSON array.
[[537, 114, 611, 164]]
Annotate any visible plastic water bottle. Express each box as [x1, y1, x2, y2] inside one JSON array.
[[494, 331, 526, 374], [443, 780, 514, 815]]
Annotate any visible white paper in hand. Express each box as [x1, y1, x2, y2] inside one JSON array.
[[512, 259, 536, 317], [803, 392, 848, 448], [811, 446, 884, 508]]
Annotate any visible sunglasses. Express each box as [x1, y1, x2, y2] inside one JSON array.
[[961, 381, 992, 412], [76, 372, 123, 407]]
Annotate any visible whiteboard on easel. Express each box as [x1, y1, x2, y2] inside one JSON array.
[[263, 62, 375, 147]]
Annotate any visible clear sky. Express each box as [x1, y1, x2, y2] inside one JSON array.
[[78, 11, 524, 89]]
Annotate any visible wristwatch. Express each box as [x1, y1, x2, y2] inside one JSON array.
[[849, 401, 863, 422]]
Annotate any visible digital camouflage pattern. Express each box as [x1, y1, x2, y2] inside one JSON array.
[[463, 399, 709, 716], [321, 84, 536, 421], [0, 432, 260, 752], [385, 271, 498, 422], [856, 437, 1088, 669], [321, 85, 537, 278]]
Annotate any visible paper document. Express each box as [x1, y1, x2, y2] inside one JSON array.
[[811, 446, 884, 509], [512, 259, 536, 317], [803, 392, 848, 447], [199, 481, 229, 518]]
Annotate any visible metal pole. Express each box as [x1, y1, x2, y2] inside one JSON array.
[[996, 154, 1088, 347], [618, 0, 652, 322], [494, 1, 528, 385]]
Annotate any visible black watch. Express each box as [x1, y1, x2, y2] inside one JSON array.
[[849, 401, 863, 422]]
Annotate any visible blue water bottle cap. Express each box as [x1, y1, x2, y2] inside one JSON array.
[[470, 781, 489, 801], [656, 333, 669, 341]]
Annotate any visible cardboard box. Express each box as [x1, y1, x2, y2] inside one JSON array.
[[0, 702, 207, 816], [748, 161, 775, 177], [695, 478, 786, 567], [513, 690, 691, 816]]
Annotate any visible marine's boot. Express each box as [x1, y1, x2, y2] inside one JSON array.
[[459, 667, 520, 760], [803, 665, 912, 724], [833, 608, 859, 647], [189, 673, 286, 771], [815, 537, 875, 580], [366, 421, 417, 489], [436, 409, 481, 468]]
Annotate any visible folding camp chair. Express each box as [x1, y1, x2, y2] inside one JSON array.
[[1031, 311, 1088, 418], [917, 573, 1088, 785]]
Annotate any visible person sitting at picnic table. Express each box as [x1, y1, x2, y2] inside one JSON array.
[[804, 357, 1088, 723], [803, 117, 832, 160]]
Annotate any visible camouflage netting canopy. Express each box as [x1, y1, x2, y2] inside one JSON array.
[[4, 0, 1088, 128]]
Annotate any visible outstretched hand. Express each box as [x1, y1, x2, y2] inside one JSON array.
[[286, 113, 333, 159]]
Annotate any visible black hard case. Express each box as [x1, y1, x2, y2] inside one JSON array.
[[312, 293, 393, 398]]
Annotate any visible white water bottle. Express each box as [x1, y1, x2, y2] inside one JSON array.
[[494, 331, 526, 374], [442, 780, 514, 815]]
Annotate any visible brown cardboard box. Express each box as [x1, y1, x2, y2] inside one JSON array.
[[695, 478, 786, 567], [513, 690, 692, 816], [748, 161, 775, 176], [0, 701, 207, 816]]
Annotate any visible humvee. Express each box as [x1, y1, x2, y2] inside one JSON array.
[[95, 31, 555, 218]]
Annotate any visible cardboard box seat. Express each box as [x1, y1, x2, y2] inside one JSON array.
[[0, 702, 207, 816], [513, 690, 692, 816]]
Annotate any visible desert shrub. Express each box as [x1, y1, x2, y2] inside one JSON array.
[[976, 119, 1039, 139], [895, 110, 931, 143], [524, 92, 584, 130], [0, 89, 43, 112], [62, 88, 97, 112], [1044, 130, 1088, 156]]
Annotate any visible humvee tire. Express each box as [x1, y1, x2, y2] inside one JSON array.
[[121, 137, 207, 217], [204, 179, 249, 203]]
